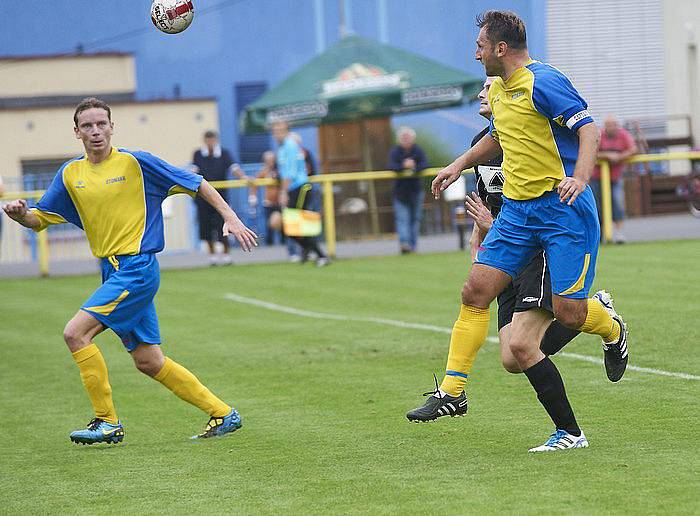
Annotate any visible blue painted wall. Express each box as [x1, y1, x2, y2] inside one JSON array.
[[0, 0, 546, 163]]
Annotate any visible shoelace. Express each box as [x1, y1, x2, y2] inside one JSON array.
[[86, 418, 104, 431], [544, 429, 568, 447], [421, 373, 443, 398]]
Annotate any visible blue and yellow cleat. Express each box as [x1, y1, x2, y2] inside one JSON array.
[[191, 408, 242, 439], [69, 418, 124, 445]]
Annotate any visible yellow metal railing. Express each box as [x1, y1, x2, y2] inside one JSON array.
[[2, 151, 698, 276], [597, 151, 700, 242], [198, 167, 444, 259]]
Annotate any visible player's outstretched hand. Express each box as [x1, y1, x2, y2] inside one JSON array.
[[223, 217, 258, 252], [558, 177, 586, 205], [465, 192, 494, 233], [431, 163, 461, 199], [2, 199, 29, 221]]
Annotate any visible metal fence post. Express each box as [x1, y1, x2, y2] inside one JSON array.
[[322, 180, 337, 257], [599, 160, 613, 244]]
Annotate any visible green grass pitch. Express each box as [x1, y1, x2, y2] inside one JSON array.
[[1, 240, 698, 514]]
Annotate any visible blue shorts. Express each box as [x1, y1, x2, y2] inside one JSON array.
[[81, 253, 161, 352], [476, 188, 600, 299]]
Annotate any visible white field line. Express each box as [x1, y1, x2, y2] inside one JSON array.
[[224, 293, 700, 382]]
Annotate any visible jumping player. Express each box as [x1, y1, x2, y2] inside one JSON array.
[[407, 11, 628, 452], [407, 76, 620, 433], [3, 97, 258, 445]]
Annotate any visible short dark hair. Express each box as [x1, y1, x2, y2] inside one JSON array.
[[204, 130, 218, 139], [476, 10, 527, 50], [73, 97, 112, 127]]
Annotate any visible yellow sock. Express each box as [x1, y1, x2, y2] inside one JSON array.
[[579, 299, 621, 343], [439, 305, 490, 396], [154, 358, 231, 417], [72, 344, 118, 425]]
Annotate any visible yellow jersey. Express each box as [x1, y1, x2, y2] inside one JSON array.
[[31, 147, 202, 258], [488, 59, 594, 200]]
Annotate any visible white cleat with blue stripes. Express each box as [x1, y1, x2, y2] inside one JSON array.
[[528, 429, 589, 453]]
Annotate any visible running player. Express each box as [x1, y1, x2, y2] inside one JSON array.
[[407, 11, 628, 452], [3, 97, 258, 444]]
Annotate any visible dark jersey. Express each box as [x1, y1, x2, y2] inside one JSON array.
[[192, 148, 234, 183], [471, 127, 505, 217]]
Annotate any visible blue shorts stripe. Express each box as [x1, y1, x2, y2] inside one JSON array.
[[446, 370, 469, 379]]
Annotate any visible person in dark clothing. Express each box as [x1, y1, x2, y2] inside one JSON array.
[[192, 130, 246, 265], [388, 127, 428, 254]]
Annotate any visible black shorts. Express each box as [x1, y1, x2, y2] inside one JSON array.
[[196, 200, 226, 242], [497, 252, 553, 330]]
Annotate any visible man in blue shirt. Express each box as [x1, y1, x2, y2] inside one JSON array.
[[272, 122, 329, 266]]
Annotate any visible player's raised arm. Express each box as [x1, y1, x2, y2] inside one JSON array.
[[431, 133, 501, 199], [2, 199, 41, 229], [197, 179, 258, 252]]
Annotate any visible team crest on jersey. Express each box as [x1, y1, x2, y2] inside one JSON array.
[[75, 180, 86, 189]]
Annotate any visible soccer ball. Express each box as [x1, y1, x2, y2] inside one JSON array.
[[151, 0, 195, 34]]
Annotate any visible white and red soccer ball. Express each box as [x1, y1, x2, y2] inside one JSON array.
[[151, 0, 195, 34]]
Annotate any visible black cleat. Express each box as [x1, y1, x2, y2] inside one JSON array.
[[604, 315, 628, 382], [593, 290, 629, 382], [406, 374, 468, 422]]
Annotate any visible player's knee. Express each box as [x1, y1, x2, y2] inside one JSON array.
[[501, 357, 522, 374], [460, 282, 483, 306], [134, 355, 162, 377], [508, 337, 530, 361], [63, 323, 86, 350]]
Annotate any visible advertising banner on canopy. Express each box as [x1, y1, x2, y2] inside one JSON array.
[[241, 35, 481, 133]]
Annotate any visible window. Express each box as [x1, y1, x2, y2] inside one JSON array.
[[235, 82, 270, 163], [547, 0, 665, 123]]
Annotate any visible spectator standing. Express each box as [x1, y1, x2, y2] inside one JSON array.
[[272, 122, 329, 267], [192, 130, 246, 264], [388, 126, 428, 254], [591, 115, 637, 243]]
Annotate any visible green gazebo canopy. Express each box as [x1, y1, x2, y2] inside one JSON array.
[[241, 35, 481, 133]]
